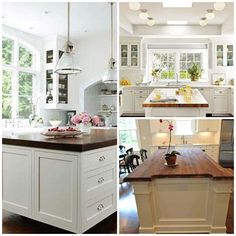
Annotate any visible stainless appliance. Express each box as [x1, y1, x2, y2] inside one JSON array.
[[219, 119, 234, 168]]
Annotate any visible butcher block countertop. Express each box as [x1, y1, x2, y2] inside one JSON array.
[[2, 129, 117, 152], [143, 88, 208, 108], [124, 149, 233, 182]]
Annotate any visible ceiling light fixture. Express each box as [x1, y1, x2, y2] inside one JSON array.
[[139, 9, 149, 20], [162, 0, 192, 8], [147, 17, 155, 26], [102, 2, 117, 83], [214, 2, 225, 11], [199, 17, 207, 27], [129, 2, 141, 11], [205, 9, 215, 20], [167, 20, 188, 25], [55, 2, 82, 74]]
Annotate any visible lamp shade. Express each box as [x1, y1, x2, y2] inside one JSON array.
[[55, 52, 82, 74], [214, 2, 225, 11], [102, 68, 117, 83]]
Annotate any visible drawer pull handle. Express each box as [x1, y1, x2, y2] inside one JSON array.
[[99, 156, 105, 161], [98, 177, 104, 183], [97, 203, 104, 211]]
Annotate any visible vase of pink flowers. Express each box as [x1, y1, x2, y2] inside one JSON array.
[[160, 119, 181, 166], [71, 112, 100, 134]]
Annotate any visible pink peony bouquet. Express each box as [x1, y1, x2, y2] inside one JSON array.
[[71, 112, 100, 126]]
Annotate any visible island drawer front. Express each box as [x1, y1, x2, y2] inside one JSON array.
[[84, 164, 116, 198], [134, 90, 149, 94], [82, 188, 116, 232], [82, 146, 116, 171], [214, 89, 228, 95]]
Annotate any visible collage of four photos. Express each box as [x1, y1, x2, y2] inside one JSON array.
[[1, 0, 235, 234]]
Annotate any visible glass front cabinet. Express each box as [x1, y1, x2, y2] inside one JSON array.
[[120, 42, 139, 69], [216, 44, 233, 67], [44, 37, 76, 110]]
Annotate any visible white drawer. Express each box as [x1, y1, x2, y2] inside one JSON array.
[[84, 164, 116, 197], [214, 89, 228, 95], [134, 90, 149, 94], [82, 188, 116, 232], [82, 146, 116, 171]]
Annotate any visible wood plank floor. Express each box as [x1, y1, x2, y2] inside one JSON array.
[[2, 210, 117, 234], [119, 182, 234, 234]]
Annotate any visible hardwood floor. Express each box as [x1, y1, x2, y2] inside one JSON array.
[[119, 181, 234, 234], [2, 210, 117, 234]]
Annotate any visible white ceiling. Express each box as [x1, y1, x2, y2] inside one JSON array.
[[120, 2, 233, 25], [2, 2, 115, 39]]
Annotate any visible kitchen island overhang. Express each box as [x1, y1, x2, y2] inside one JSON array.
[[2, 129, 117, 233], [124, 148, 233, 234], [143, 88, 209, 117]]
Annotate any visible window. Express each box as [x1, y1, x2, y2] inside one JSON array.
[[147, 47, 208, 82], [2, 36, 38, 119], [175, 120, 195, 135], [119, 119, 139, 150]]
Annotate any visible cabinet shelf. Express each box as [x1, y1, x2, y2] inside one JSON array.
[[99, 94, 117, 97], [99, 110, 117, 113]]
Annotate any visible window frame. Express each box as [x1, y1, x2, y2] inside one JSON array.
[[147, 48, 208, 83], [2, 34, 39, 120]]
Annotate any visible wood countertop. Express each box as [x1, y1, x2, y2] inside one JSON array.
[[2, 129, 117, 152], [124, 148, 233, 182], [143, 88, 208, 108]]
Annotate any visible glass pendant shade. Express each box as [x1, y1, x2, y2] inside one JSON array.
[[205, 10, 215, 20], [129, 2, 140, 11], [214, 2, 225, 11], [102, 67, 117, 83], [147, 17, 155, 26], [139, 10, 149, 20], [199, 17, 207, 27], [55, 51, 82, 74]]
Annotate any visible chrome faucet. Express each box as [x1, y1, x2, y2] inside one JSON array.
[[176, 73, 179, 84]]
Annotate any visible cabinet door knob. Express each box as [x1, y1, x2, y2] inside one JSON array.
[[98, 177, 104, 183], [99, 156, 105, 161], [97, 203, 104, 211]]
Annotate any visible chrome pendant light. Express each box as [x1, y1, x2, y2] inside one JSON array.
[[102, 2, 117, 83], [55, 2, 82, 74]]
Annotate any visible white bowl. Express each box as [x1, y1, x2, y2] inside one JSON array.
[[49, 120, 62, 127]]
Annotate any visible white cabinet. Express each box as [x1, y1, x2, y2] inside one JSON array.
[[215, 44, 233, 67], [213, 88, 229, 113], [120, 42, 140, 69], [150, 120, 169, 133], [2, 146, 32, 217], [230, 88, 234, 116], [122, 90, 134, 113], [2, 145, 116, 233], [198, 88, 212, 114], [205, 145, 220, 163], [134, 95, 146, 112], [196, 119, 219, 132], [34, 150, 78, 232]]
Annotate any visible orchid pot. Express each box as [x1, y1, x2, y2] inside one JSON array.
[[164, 151, 181, 165]]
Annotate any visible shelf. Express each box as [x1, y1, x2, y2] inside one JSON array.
[[99, 94, 117, 97], [99, 110, 117, 113]]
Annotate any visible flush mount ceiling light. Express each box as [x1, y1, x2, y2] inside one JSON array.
[[102, 2, 117, 83], [55, 2, 82, 75], [205, 9, 215, 20], [167, 20, 188, 25], [199, 17, 207, 27], [162, 0, 192, 8], [139, 9, 149, 20], [129, 2, 141, 11], [147, 17, 155, 26], [214, 2, 225, 11]]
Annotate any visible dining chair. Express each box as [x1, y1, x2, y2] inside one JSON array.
[[125, 154, 140, 172], [126, 147, 133, 156], [140, 149, 148, 162]]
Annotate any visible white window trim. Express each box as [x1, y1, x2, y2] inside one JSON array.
[[2, 34, 40, 120], [146, 48, 208, 83]]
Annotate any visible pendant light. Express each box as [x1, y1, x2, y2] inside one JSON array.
[[139, 9, 149, 20], [55, 2, 82, 74], [147, 17, 155, 26], [199, 17, 207, 27], [214, 2, 225, 11], [129, 2, 140, 11], [102, 2, 117, 83], [205, 9, 215, 20]]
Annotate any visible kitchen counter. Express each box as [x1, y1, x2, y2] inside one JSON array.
[[2, 129, 117, 152], [124, 148, 232, 182], [143, 88, 208, 108], [124, 148, 233, 233]]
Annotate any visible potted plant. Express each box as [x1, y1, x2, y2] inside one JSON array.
[[160, 119, 181, 166], [151, 68, 162, 82], [187, 63, 202, 81]]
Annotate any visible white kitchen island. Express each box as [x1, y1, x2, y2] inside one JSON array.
[[2, 129, 117, 233], [143, 88, 209, 117]]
